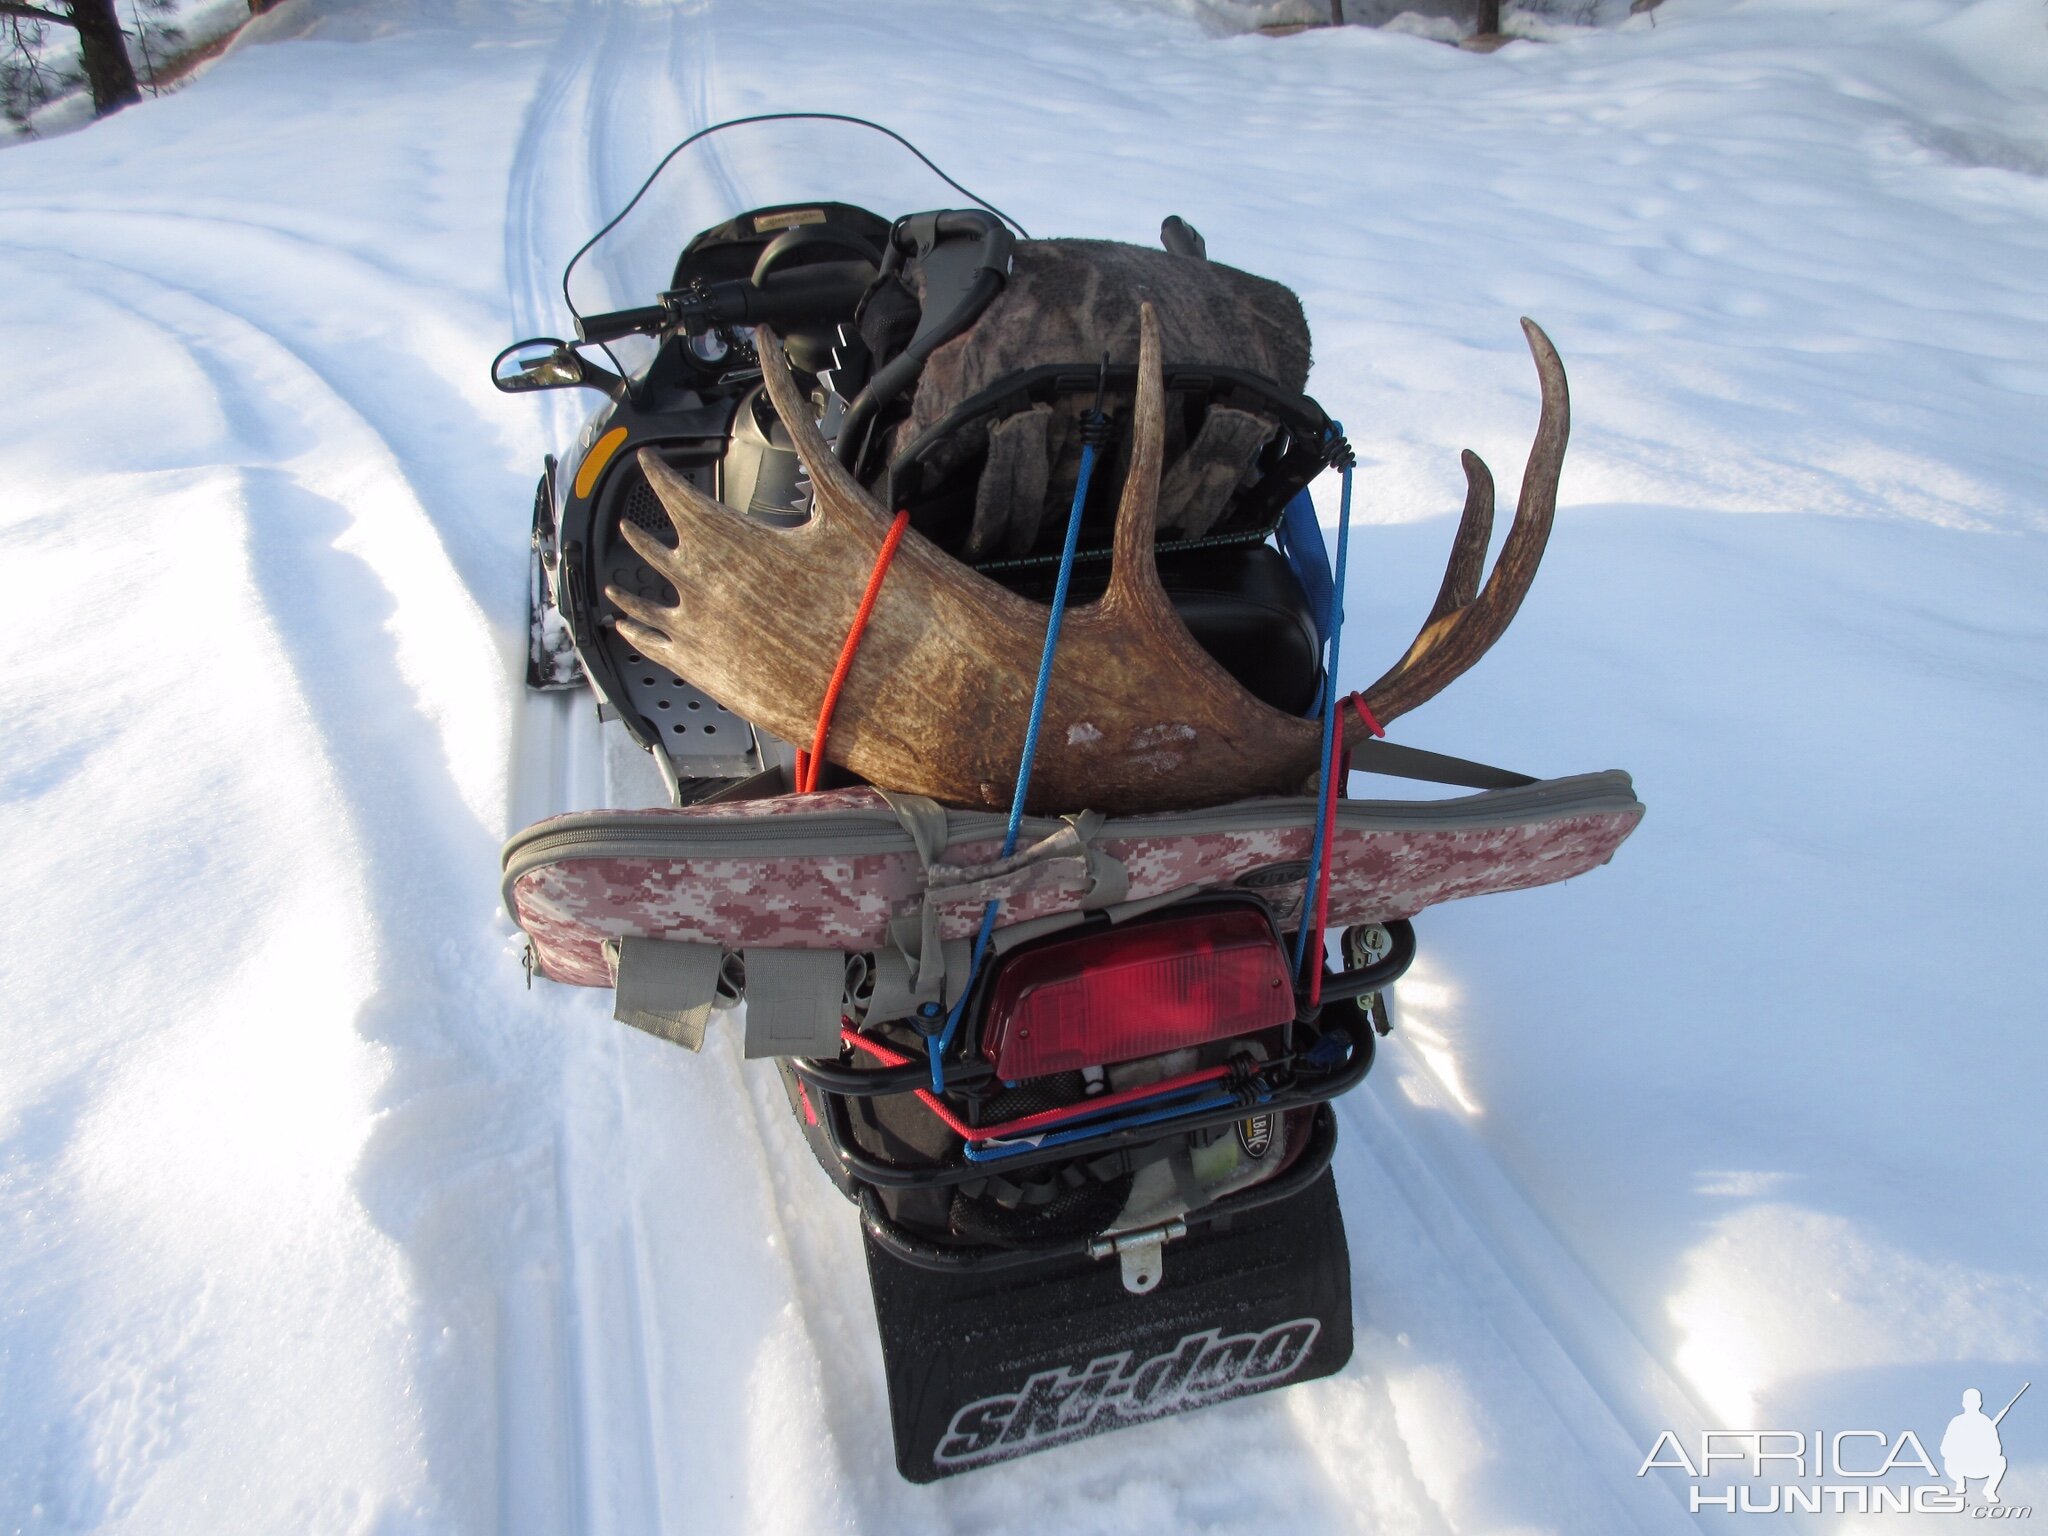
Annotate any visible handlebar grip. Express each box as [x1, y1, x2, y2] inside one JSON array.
[[735, 274, 875, 326], [575, 304, 670, 344]]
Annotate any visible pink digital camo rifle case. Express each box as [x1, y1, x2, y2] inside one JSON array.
[[502, 773, 1644, 1055]]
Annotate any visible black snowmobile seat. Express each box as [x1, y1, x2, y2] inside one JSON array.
[[1162, 545, 1323, 717], [1007, 543, 1323, 719]]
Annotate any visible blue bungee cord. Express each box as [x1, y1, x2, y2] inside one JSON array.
[[929, 397, 1108, 1094], [927, 405, 1356, 1097], [1290, 427, 1357, 983], [963, 1083, 1269, 1163]]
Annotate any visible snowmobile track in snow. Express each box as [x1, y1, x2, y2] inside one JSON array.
[[8, 0, 2046, 1531]]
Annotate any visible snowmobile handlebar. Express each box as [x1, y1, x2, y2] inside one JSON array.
[[575, 264, 876, 347], [574, 304, 672, 344]]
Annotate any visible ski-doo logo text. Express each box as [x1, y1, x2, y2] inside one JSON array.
[[934, 1318, 1320, 1468]]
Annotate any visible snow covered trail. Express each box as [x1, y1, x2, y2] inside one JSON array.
[[3, 0, 2046, 1531], [0, 5, 592, 1529], [491, 8, 1678, 1531]]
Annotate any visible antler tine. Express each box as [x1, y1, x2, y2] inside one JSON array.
[[1356, 448, 1496, 695], [632, 446, 743, 546], [1344, 448, 1495, 720], [1430, 450, 1495, 626], [753, 324, 896, 533], [1100, 303, 1173, 626], [1351, 318, 1569, 733], [614, 434, 835, 609]]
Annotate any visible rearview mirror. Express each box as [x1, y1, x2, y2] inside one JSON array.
[[493, 338, 599, 393]]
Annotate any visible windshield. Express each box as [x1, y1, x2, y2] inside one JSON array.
[[563, 115, 1027, 377]]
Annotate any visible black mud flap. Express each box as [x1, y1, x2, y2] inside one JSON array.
[[866, 1169, 1353, 1482]]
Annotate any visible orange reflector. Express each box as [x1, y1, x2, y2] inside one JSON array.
[[573, 426, 630, 499]]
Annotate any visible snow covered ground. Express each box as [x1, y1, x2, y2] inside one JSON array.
[[2, 0, 2045, 1530]]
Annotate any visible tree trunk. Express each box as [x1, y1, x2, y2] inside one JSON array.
[[66, 0, 139, 116], [1476, 0, 1502, 33]]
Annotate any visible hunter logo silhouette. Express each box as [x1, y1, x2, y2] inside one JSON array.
[[1944, 1382, 2028, 1505], [1638, 1380, 2037, 1515]]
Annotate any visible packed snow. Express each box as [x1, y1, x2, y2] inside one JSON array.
[[2, 0, 2045, 1531]]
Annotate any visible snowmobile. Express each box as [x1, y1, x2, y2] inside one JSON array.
[[493, 115, 1641, 1480]]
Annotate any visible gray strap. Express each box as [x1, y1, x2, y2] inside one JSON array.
[[877, 788, 954, 1012], [863, 938, 974, 1022], [925, 817, 1130, 913], [965, 404, 1052, 560], [882, 903, 947, 1015], [1349, 736, 1537, 791], [606, 935, 724, 1052], [741, 948, 847, 1059], [1158, 406, 1275, 539], [876, 788, 950, 867], [928, 823, 1092, 906], [877, 795, 1129, 1009], [1063, 809, 1128, 908]]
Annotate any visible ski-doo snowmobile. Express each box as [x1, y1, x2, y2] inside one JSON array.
[[494, 116, 1641, 1481]]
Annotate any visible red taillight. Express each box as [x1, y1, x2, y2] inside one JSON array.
[[979, 907, 1295, 1080]]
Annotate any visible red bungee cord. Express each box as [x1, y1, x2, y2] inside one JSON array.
[[839, 1029, 1232, 1144], [794, 508, 912, 794]]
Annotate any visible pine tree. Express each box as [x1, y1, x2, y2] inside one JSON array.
[[1, 0, 141, 124]]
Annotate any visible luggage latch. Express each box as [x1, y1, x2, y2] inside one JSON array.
[[1088, 1218, 1187, 1295]]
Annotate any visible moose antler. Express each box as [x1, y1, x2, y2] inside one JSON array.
[[606, 306, 1568, 816], [1356, 319, 1568, 725]]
